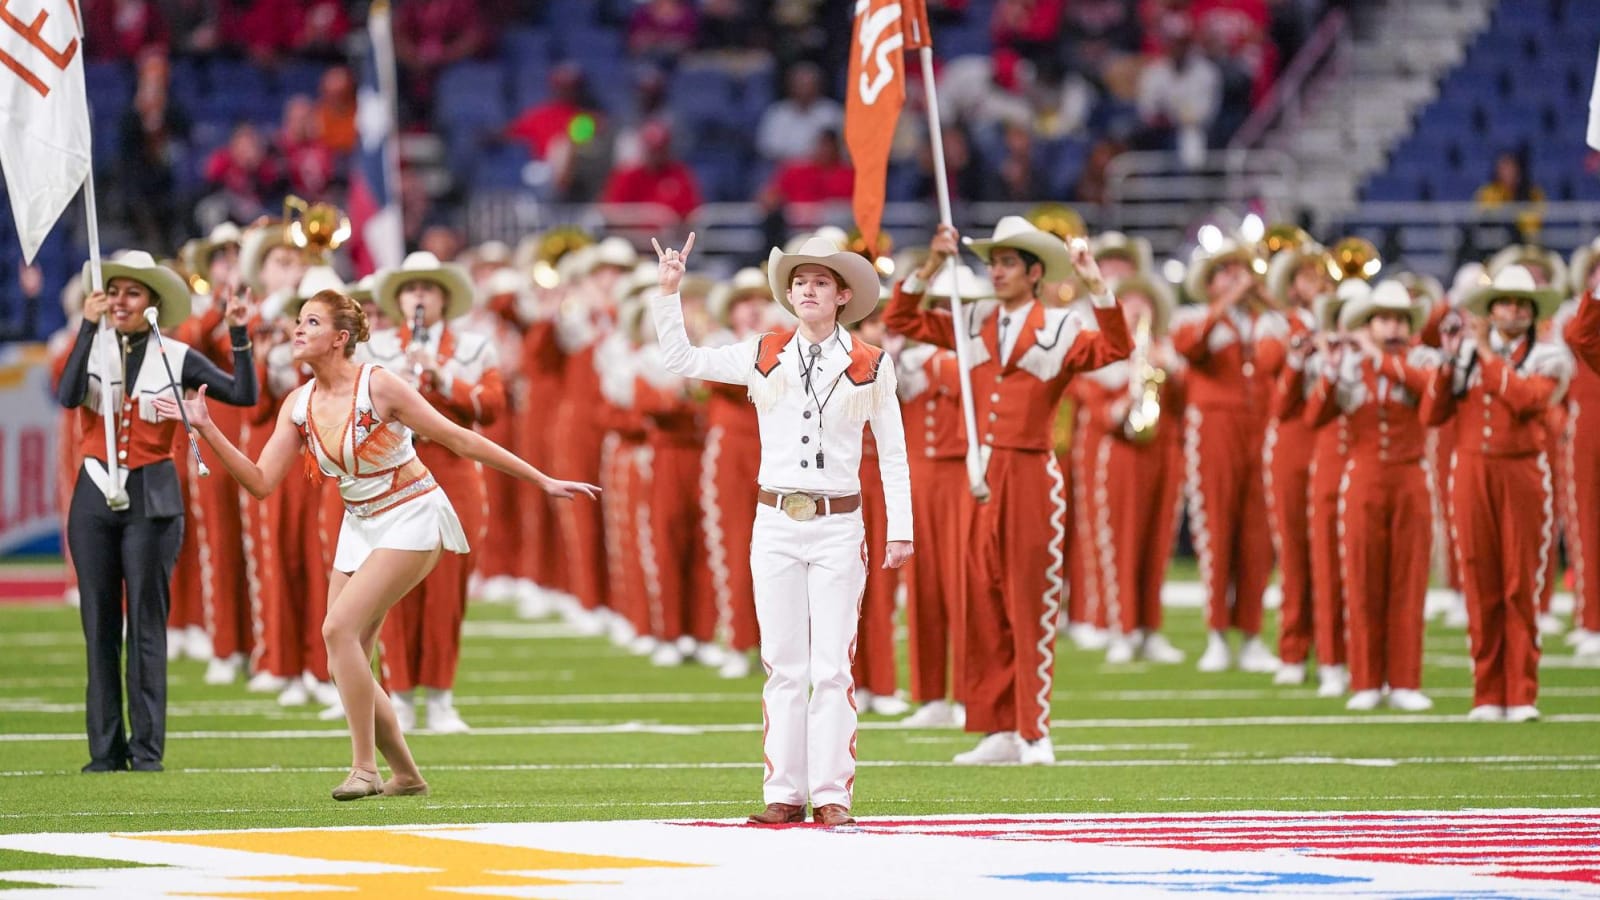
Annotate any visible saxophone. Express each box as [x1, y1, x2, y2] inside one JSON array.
[[1123, 311, 1165, 444]]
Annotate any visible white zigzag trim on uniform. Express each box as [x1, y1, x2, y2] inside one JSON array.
[[1037, 453, 1067, 738], [1336, 459, 1355, 659], [1092, 435, 1120, 633], [1563, 407, 1587, 617], [636, 446, 664, 637], [1182, 407, 1214, 618], [1446, 451, 1469, 648], [240, 476, 266, 674], [1535, 452, 1555, 637], [1262, 419, 1284, 561], [191, 450, 216, 643], [1424, 428, 1450, 584], [1071, 405, 1101, 625], [599, 434, 626, 598], [700, 426, 732, 646]]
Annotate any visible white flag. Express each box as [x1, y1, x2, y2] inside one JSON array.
[[1590, 45, 1600, 151], [0, 0, 90, 263]]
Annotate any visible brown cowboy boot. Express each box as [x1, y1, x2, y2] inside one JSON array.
[[812, 804, 856, 827], [747, 802, 806, 824]]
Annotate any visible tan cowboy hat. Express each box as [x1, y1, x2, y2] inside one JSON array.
[[471, 239, 512, 267], [767, 236, 882, 325], [1109, 273, 1175, 336], [1340, 278, 1425, 332], [1568, 236, 1600, 297], [375, 251, 475, 322], [614, 261, 659, 303], [87, 250, 191, 328], [1184, 239, 1263, 303], [285, 265, 349, 317], [347, 273, 377, 304], [586, 236, 639, 274], [556, 245, 595, 284], [782, 226, 849, 255], [928, 263, 996, 301], [963, 215, 1072, 282], [238, 222, 295, 296], [708, 267, 772, 324], [1316, 278, 1371, 332], [1396, 271, 1444, 307], [483, 267, 528, 298], [1265, 242, 1328, 306], [1487, 243, 1567, 290], [1462, 264, 1563, 320], [1089, 231, 1154, 274], [1447, 262, 1489, 308]]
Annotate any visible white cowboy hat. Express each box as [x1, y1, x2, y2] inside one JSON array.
[[1395, 271, 1444, 307], [963, 215, 1072, 282], [347, 273, 377, 304], [1339, 278, 1425, 332], [783, 226, 850, 255], [766, 236, 882, 325], [1089, 231, 1154, 274], [375, 251, 475, 322], [1447, 262, 1489, 308], [928, 263, 996, 301], [586, 237, 639, 274], [471, 239, 513, 267], [708, 267, 772, 324], [1487, 243, 1567, 290], [483, 267, 528, 298], [1461, 264, 1563, 320], [556, 245, 595, 284], [1568, 236, 1600, 297], [87, 250, 191, 328], [1316, 278, 1371, 332], [285, 265, 349, 317], [1265, 242, 1328, 307], [238, 222, 295, 296], [614, 261, 659, 304], [1184, 239, 1262, 304], [1109, 273, 1175, 336]]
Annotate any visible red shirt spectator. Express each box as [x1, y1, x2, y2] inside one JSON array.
[[506, 63, 595, 159], [762, 130, 854, 206], [218, 0, 296, 63], [601, 123, 702, 220], [629, 0, 698, 58], [278, 96, 336, 197], [293, 0, 351, 57], [205, 123, 287, 213], [85, 0, 169, 61], [394, 0, 487, 71], [991, 0, 1064, 61]]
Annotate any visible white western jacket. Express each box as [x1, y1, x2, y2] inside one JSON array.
[[652, 292, 913, 542]]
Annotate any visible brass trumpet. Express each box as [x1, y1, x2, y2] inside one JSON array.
[[1326, 236, 1382, 283], [1123, 311, 1165, 444]]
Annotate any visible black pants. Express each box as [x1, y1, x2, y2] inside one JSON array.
[[67, 464, 183, 769]]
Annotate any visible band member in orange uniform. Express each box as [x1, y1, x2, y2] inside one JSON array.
[[1421, 266, 1571, 722], [892, 265, 984, 728], [1169, 241, 1283, 675], [1560, 240, 1600, 657], [1307, 281, 1441, 712], [367, 252, 505, 734], [1257, 242, 1332, 686], [699, 269, 772, 677], [1071, 272, 1187, 666], [466, 267, 533, 607], [887, 220, 1130, 766]]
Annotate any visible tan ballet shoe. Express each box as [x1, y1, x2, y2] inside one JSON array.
[[381, 776, 430, 797], [331, 768, 382, 801]]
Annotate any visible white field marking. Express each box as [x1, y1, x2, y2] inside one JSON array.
[[1050, 686, 1600, 701], [5, 754, 1599, 779], [902, 739, 1196, 751], [0, 632, 82, 647], [8, 712, 1600, 743], [1430, 653, 1600, 670], [457, 645, 629, 660], [459, 622, 587, 639]]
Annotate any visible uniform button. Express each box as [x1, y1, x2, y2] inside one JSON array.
[[117, 450, 127, 460], [924, 447, 935, 458], [985, 433, 995, 443], [994, 375, 1003, 384], [120, 419, 129, 427], [803, 411, 811, 419], [924, 415, 935, 426], [800, 460, 808, 468], [925, 400, 935, 412], [1243, 362, 1255, 377], [990, 392, 1000, 402], [1482, 427, 1492, 437], [801, 436, 810, 444], [988, 412, 998, 422]]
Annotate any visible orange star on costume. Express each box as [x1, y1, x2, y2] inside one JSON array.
[[355, 408, 380, 431]]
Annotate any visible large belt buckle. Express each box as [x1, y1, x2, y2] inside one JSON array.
[[780, 492, 818, 522]]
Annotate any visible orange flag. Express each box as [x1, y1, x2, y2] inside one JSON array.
[[845, 0, 908, 253]]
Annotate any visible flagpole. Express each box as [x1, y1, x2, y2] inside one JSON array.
[[904, 1, 989, 501]]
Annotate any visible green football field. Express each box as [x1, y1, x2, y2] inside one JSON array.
[[1, 572, 1597, 860]]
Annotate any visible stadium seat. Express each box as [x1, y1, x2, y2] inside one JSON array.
[[501, 26, 554, 66]]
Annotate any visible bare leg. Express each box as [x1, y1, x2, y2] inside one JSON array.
[[324, 548, 439, 776]]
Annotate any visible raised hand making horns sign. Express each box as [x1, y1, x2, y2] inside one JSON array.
[[652, 232, 697, 294]]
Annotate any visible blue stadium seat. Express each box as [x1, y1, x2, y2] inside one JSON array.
[[547, 0, 598, 28], [512, 61, 552, 112], [435, 62, 510, 130], [501, 26, 553, 66], [670, 68, 738, 130], [1363, 173, 1422, 202], [1423, 171, 1481, 201], [471, 143, 532, 189], [559, 27, 624, 64], [85, 62, 131, 107], [276, 62, 328, 100]]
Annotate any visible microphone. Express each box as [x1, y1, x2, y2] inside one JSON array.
[[143, 307, 160, 327], [410, 305, 428, 380]]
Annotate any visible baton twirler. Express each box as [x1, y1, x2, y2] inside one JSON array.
[[143, 308, 210, 477]]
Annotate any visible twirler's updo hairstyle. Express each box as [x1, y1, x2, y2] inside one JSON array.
[[306, 289, 370, 357]]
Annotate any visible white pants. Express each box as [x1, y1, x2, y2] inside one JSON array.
[[750, 502, 867, 809]]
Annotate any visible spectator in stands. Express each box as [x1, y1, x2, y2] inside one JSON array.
[[697, 0, 767, 54], [1062, 0, 1143, 83], [628, 0, 698, 65], [1134, 14, 1220, 167], [1191, 0, 1276, 105], [911, 123, 983, 207], [277, 95, 336, 198], [394, 0, 489, 124], [291, 0, 351, 60], [613, 66, 674, 169], [1476, 149, 1547, 241], [1072, 136, 1125, 204], [419, 224, 465, 262], [218, 0, 295, 66], [979, 122, 1045, 202], [117, 48, 190, 251], [161, 0, 224, 57], [315, 66, 359, 156], [506, 63, 599, 160], [991, 0, 1065, 68], [601, 121, 702, 222], [202, 122, 288, 225], [756, 62, 844, 163], [760, 129, 854, 209], [86, 0, 169, 61]]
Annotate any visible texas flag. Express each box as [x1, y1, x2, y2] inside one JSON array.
[[0, 0, 91, 264], [349, 1, 404, 276]]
